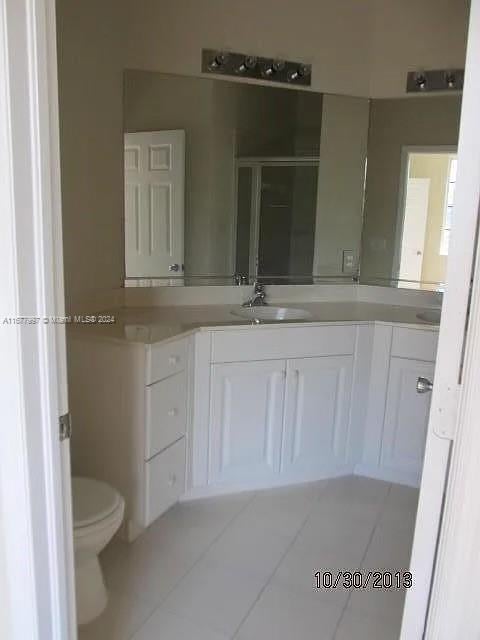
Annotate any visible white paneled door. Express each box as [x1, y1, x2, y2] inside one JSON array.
[[124, 130, 185, 278], [209, 361, 286, 485], [399, 177, 430, 284], [282, 356, 353, 474]]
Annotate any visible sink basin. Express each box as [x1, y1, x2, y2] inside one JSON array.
[[231, 306, 312, 322], [416, 310, 441, 325]]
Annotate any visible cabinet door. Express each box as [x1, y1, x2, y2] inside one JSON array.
[[209, 360, 286, 485], [282, 356, 354, 475], [380, 357, 434, 483]]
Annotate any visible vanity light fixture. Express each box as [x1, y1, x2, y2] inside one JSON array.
[[406, 68, 464, 93], [202, 48, 312, 86]]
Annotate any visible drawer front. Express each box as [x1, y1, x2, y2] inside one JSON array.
[[211, 325, 356, 363], [147, 337, 188, 384], [391, 327, 439, 362], [145, 371, 187, 460], [144, 438, 185, 526]]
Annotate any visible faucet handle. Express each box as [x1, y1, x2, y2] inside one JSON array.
[[253, 280, 264, 292]]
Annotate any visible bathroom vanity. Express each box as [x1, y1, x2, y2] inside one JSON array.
[[69, 303, 438, 540], [74, 66, 451, 541]]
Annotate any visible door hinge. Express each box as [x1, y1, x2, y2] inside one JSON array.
[[59, 413, 72, 441], [433, 383, 460, 440]]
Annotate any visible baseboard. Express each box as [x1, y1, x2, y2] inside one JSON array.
[[181, 464, 355, 502], [354, 463, 420, 488]]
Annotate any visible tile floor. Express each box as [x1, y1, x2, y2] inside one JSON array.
[[79, 475, 419, 640]]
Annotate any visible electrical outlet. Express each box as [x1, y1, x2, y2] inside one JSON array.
[[342, 249, 355, 273]]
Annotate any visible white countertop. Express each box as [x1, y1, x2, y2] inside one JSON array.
[[67, 301, 440, 345]]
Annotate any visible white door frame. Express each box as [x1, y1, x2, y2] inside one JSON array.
[[421, 0, 480, 634], [0, 1, 76, 639], [401, 0, 480, 636], [393, 145, 457, 285], [3, 0, 480, 638]]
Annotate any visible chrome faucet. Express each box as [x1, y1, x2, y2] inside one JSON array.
[[242, 281, 267, 307]]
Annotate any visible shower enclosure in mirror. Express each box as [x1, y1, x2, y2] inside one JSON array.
[[235, 159, 318, 282]]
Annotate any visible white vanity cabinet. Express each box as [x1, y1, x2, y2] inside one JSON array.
[[190, 322, 439, 496], [70, 316, 439, 539], [190, 325, 358, 494], [359, 325, 438, 487], [143, 338, 189, 526], [68, 333, 190, 541], [207, 354, 355, 489]]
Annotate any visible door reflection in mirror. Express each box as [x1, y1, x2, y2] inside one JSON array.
[[396, 148, 457, 290]]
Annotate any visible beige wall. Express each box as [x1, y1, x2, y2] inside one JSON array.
[[361, 96, 461, 281], [314, 95, 370, 276], [409, 154, 452, 285], [123, 0, 468, 99], [56, 0, 126, 313]]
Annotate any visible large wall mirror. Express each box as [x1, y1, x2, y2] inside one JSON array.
[[360, 96, 461, 289], [123, 70, 461, 290]]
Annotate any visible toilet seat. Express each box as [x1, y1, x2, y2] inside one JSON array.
[[72, 476, 125, 625], [73, 477, 122, 529]]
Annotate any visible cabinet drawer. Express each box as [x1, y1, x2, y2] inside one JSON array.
[[391, 327, 438, 362], [145, 371, 187, 460], [144, 438, 185, 526], [146, 337, 188, 384], [211, 325, 356, 363]]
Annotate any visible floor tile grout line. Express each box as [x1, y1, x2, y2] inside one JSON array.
[[331, 482, 394, 640], [230, 481, 332, 640], [126, 491, 259, 640]]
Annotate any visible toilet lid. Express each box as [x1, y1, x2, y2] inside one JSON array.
[[72, 477, 121, 528]]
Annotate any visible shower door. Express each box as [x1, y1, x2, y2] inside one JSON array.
[[235, 159, 319, 282]]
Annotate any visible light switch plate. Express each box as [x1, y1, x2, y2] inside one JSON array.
[[342, 249, 355, 273]]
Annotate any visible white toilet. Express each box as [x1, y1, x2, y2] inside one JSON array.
[[72, 477, 125, 625]]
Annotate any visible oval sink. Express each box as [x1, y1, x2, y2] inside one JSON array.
[[416, 310, 441, 325], [231, 306, 312, 322]]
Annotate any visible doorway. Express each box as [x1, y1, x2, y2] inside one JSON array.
[[395, 147, 457, 289]]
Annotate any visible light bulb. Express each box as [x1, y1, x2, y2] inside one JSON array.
[[287, 64, 310, 82], [208, 52, 229, 71], [445, 72, 456, 89], [415, 73, 427, 90], [262, 60, 286, 77], [237, 56, 257, 73]]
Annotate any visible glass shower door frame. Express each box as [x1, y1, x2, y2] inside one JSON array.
[[235, 157, 320, 281]]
